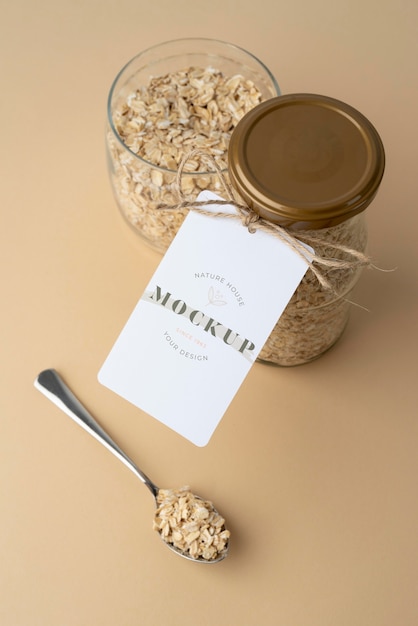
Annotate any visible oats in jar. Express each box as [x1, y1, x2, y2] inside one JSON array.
[[107, 67, 264, 251]]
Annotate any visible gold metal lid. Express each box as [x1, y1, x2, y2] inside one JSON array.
[[228, 94, 385, 229]]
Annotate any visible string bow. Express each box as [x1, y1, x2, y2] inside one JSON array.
[[157, 148, 374, 293]]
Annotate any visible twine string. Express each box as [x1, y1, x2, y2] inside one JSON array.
[[158, 149, 376, 293]]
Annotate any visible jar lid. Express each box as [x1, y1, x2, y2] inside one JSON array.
[[228, 94, 385, 228]]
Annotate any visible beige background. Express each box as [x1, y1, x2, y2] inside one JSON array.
[[2, 1, 417, 625]]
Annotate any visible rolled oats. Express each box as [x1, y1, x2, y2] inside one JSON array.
[[153, 486, 230, 561], [107, 67, 264, 251], [258, 214, 368, 366]]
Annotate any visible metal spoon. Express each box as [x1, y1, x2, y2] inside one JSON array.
[[34, 368, 229, 563]]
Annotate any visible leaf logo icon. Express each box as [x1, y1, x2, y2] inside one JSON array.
[[207, 286, 227, 306]]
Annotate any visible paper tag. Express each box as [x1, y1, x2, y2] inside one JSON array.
[[98, 191, 311, 446]]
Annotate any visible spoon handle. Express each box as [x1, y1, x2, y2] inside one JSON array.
[[34, 368, 158, 498]]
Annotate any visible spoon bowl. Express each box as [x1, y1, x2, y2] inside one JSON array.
[[34, 369, 229, 564]]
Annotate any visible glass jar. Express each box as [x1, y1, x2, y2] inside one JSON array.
[[106, 38, 280, 252], [228, 94, 385, 365]]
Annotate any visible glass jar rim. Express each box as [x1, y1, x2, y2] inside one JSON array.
[[107, 37, 280, 175]]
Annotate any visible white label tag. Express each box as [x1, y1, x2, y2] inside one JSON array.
[[98, 191, 310, 446]]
